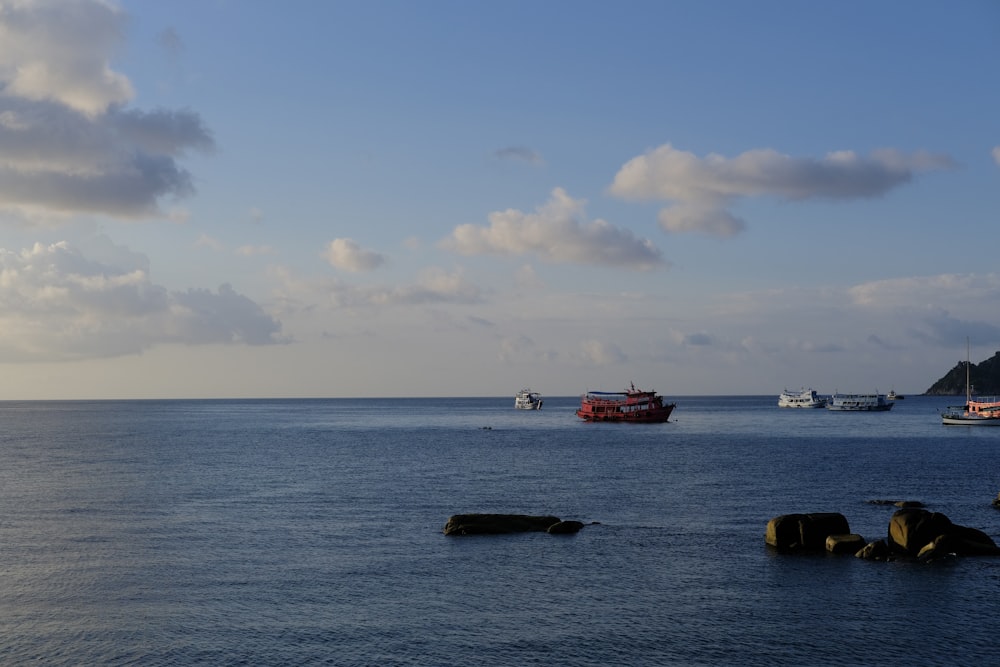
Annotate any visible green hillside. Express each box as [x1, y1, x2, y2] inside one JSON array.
[[925, 350, 1000, 395]]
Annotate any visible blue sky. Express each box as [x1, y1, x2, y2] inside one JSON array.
[[0, 0, 998, 399]]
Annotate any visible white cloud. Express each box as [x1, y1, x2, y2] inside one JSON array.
[[323, 238, 386, 272], [235, 245, 273, 257], [575, 339, 627, 365], [609, 144, 955, 237], [0, 240, 283, 361], [442, 187, 664, 270], [0, 0, 133, 116], [270, 264, 481, 312], [0, 0, 213, 220]]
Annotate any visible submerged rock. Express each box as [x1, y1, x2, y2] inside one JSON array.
[[443, 513, 562, 536]]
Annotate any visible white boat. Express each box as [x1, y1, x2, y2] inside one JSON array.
[[514, 389, 543, 410], [942, 339, 1000, 426], [778, 388, 826, 408], [887, 390, 904, 400], [826, 393, 893, 411]]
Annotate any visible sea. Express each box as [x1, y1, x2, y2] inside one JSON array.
[[1, 394, 999, 666]]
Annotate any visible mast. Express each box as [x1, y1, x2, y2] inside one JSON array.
[[965, 337, 971, 405]]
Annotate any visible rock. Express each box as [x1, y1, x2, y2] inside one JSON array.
[[855, 539, 893, 561], [443, 513, 561, 536], [826, 533, 866, 555], [992, 492, 1000, 509], [889, 508, 1000, 558], [765, 512, 851, 551], [888, 509, 954, 556], [547, 520, 585, 535]]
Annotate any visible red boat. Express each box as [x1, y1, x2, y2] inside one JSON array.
[[575, 384, 676, 423]]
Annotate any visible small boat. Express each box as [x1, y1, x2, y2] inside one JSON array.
[[942, 339, 1000, 426], [514, 389, 543, 410], [887, 390, 904, 400], [826, 393, 894, 411], [576, 383, 675, 423], [778, 388, 826, 408]]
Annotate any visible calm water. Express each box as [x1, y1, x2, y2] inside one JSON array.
[[1, 395, 999, 666]]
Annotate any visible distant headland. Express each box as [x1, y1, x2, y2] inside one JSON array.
[[925, 350, 1000, 395]]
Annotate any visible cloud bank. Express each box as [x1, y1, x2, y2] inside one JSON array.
[[0, 240, 284, 361], [609, 144, 955, 237], [0, 0, 213, 220], [442, 187, 664, 270]]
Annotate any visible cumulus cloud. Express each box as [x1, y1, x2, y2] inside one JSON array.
[[323, 238, 386, 272], [0, 240, 283, 361], [442, 187, 664, 270], [609, 144, 955, 237], [0, 0, 213, 220]]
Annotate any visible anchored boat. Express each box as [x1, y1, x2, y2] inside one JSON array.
[[514, 389, 543, 410], [778, 388, 826, 408], [826, 393, 894, 411], [576, 384, 675, 423]]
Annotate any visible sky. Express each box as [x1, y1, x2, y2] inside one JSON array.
[[0, 0, 998, 399]]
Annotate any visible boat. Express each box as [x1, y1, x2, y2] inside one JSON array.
[[575, 383, 675, 423], [887, 390, 905, 400], [514, 389, 543, 410], [778, 388, 826, 408], [825, 393, 894, 411], [941, 339, 1000, 426]]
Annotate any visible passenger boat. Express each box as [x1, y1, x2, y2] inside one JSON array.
[[575, 384, 675, 423], [514, 389, 543, 410], [825, 393, 894, 411], [777, 388, 826, 408], [887, 390, 904, 400], [941, 340, 1000, 426]]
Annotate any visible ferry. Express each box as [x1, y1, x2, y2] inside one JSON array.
[[514, 389, 543, 410], [825, 393, 894, 411], [576, 384, 675, 423], [778, 388, 826, 408]]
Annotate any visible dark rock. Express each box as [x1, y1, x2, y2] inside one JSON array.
[[826, 533, 866, 555], [547, 520, 585, 535], [889, 508, 1000, 558], [888, 508, 954, 556], [855, 539, 894, 561], [765, 512, 851, 551], [443, 513, 561, 536]]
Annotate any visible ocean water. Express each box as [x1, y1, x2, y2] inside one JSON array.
[[1, 395, 999, 666]]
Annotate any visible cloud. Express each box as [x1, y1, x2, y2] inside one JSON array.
[[993, 146, 1000, 167], [609, 144, 955, 237], [0, 0, 214, 220], [442, 187, 665, 270], [270, 265, 481, 312], [576, 339, 627, 365], [0, 240, 284, 361], [323, 238, 386, 272], [494, 146, 544, 165]]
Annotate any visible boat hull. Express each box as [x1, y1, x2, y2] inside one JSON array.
[[942, 415, 1000, 426]]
